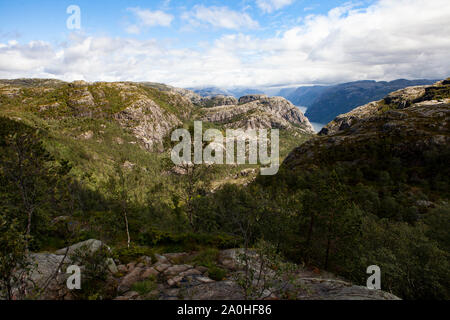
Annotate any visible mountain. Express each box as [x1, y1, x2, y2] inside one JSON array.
[[304, 79, 437, 124], [198, 94, 314, 134], [228, 88, 265, 98], [1, 77, 448, 300], [287, 78, 450, 165], [189, 86, 265, 98], [268, 78, 450, 299], [278, 85, 328, 107], [0, 79, 312, 191], [0, 79, 196, 152], [278, 79, 437, 124], [318, 80, 448, 136]]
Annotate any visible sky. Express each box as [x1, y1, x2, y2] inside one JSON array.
[[0, 0, 449, 88]]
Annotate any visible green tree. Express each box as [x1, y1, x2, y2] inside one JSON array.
[[0, 126, 68, 249], [167, 160, 216, 231], [105, 160, 140, 248], [0, 213, 30, 300]]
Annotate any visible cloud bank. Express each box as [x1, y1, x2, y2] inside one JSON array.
[[1, 0, 449, 88]]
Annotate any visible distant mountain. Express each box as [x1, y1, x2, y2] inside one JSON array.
[[278, 85, 328, 107], [189, 87, 231, 97], [304, 79, 437, 124], [278, 79, 437, 124], [189, 86, 264, 98], [229, 88, 265, 98]]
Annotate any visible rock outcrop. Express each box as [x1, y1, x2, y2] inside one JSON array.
[[198, 95, 315, 134], [319, 79, 449, 136], [296, 79, 437, 124], [112, 248, 399, 300], [284, 79, 450, 169], [201, 95, 238, 108], [10, 242, 399, 300], [0, 80, 194, 152], [6, 239, 117, 300]]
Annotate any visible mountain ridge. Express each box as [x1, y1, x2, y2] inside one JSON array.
[[276, 79, 437, 124], [256, 78, 450, 299]]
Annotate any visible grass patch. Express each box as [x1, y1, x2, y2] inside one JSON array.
[[131, 276, 157, 296], [191, 248, 220, 268], [113, 246, 155, 264], [207, 266, 227, 281]]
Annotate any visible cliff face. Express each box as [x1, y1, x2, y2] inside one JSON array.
[[198, 94, 315, 134], [0, 79, 196, 152], [319, 79, 449, 136]]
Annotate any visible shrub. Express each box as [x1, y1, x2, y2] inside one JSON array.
[[131, 276, 157, 296], [69, 245, 116, 300], [191, 248, 220, 268], [113, 245, 155, 265], [208, 266, 227, 281]]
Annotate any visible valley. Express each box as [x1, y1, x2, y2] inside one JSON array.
[[0, 77, 449, 300]]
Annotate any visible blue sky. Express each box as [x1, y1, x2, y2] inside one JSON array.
[[1, 0, 364, 43], [0, 0, 449, 88]]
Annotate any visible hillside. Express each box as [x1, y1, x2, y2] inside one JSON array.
[[197, 94, 314, 133], [260, 78, 450, 299], [0, 79, 314, 197], [0, 78, 313, 240], [278, 79, 437, 124], [319, 80, 449, 136], [1, 77, 448, 301], [4, 78, 387, 301]]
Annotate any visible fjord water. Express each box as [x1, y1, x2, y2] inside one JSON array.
[[296, 105, 324, 132]]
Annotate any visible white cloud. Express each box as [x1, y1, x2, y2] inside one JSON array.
[[1, 0, 449, 88], [182, 5, 259, 30], [256, 0, 295, 13], [125, 25, 141, 35], [126, 7, 174, 34]]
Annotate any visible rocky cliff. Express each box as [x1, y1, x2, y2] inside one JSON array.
[[0, 79, 195, 152], [198, 94, 315, 134], [319, 79, 450, 136], [284, 78, 450, 169], [302, 79, 437, 124], [0, 81, 314, 151]]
